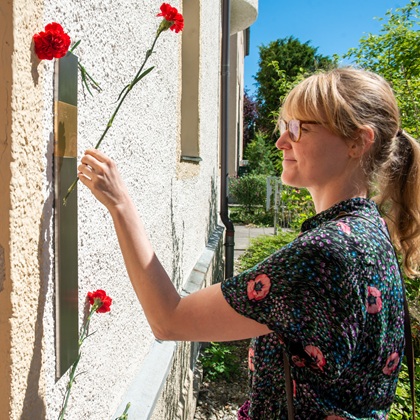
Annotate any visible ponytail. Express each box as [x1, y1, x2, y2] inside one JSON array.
[[376, 130, 420, 277]]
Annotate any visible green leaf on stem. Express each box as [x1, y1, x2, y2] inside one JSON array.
[[70, 40, 81, 53], [135, 66, 155, 82], [115, 402, 131, 420]]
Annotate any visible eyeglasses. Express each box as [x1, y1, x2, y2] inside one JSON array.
[[279, 119, 319, 143]]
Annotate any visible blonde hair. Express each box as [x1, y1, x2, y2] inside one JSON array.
[[280, 67, 420, 277]]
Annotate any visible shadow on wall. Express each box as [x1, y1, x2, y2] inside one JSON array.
[[171, 179, 185, 291], [20, 133, 55, 419], [206, 173, 220, 246], [170, 172, 220, 291]]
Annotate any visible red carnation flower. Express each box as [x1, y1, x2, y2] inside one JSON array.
[[33, 22, 71, 60], [157, 3, 184, 33], [87, 289, 112, 313]]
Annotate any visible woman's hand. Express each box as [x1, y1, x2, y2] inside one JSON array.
[[78, 148, 130, 211]]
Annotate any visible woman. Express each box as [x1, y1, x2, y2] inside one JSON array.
[[78, 68, 420, 419]]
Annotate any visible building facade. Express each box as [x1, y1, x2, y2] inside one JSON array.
[[0, 0, 257, 419]]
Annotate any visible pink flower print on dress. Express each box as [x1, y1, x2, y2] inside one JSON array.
[[305, 345, 326, 371], [367, 286, 383, 314], [337, 221, 351, 235], [248, 347, 255, 371], [291, 355, 306, 367], [383, 352, 400, 375], [247, 274, 271, 301]]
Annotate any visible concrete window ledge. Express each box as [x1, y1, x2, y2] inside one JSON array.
[[113, 225, 225, 419], [230, 0, 258, 35]]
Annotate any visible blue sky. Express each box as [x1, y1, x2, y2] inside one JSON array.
[[245, 0, 405, 94]]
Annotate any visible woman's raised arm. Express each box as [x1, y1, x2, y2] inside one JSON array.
[[78, 148, 271, 342]]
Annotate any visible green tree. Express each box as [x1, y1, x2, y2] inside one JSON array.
[[255, 36, 335, 135], [344, 1, 420, 136], [243, 131, 276, 176]]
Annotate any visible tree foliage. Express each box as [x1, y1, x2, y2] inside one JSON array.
[[243, 90, 258, 151], [344, 1, 420, 136], [255, 36, 335, 134], [243, 131, 276, 176]]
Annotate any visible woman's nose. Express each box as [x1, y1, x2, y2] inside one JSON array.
[[275, 131, 291, 150]]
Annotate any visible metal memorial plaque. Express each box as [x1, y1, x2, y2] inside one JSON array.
[[54, 52, 79, 378]]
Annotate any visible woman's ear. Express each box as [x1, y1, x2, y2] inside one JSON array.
[[348, 126, 375, 158]]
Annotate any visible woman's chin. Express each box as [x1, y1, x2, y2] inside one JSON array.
[[281, 175, 301, 188]]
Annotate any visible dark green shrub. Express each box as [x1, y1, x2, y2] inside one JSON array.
[[200, 342, 240, 381], [229, 206, 274, 227], [389, 358, 420, 419], [228, 174, 267, 212], [390, 272, 420, 419]]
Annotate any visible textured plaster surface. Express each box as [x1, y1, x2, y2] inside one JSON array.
[[43, 0, 189, 418], [0, 1, 13, 418], [6, 1, 52, 419], [5, 0, 253, 417], [3, 0, 228, 419]]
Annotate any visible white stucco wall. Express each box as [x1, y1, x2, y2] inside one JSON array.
[[50, 1, 219, 419], [5, 0, 222, 419], [3, 0, 257, 418]]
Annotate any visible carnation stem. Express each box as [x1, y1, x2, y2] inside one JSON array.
[[62, 29, 164, 206], [57, 304, 98, 420]]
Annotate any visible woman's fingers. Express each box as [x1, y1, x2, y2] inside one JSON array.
[[77, 149, 130, 210], [84, 148, 113, 164], [77, 165, 93, 181]]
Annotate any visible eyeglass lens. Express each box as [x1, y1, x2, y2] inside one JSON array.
[[280, 119, 300, 142]]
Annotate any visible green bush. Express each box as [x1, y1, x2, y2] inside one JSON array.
[[238, 229, 299, 272], [389, 357, 420, 419], [229, 205, 274, 227], [243, 131, 276, 176], [200, 342, 240, 381], [280, 187, 315, 229], [228, 174, 267, 211], [390, 270, 420, 419], [228, 174, 273, 226]]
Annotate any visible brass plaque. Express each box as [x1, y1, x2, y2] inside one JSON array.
[[54, 101, 77, 158]]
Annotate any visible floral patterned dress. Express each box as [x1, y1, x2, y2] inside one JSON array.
[[221, 198, 405, 419]]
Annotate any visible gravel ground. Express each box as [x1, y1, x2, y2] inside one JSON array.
[[193, 340, 249, 420]]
